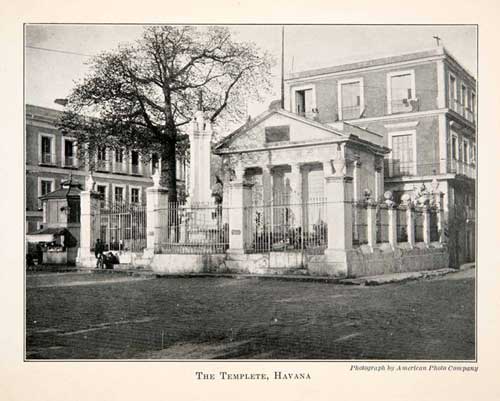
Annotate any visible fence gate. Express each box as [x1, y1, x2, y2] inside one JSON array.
[[244, 191, 328, 259], [95, 201, 147, 252]]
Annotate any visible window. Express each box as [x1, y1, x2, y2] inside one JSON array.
[[451, 133, 459, 161], [40, 179, 53, 197], [295, 89, 312, 116], [115, 149, 123, 163], [97, 146, 106, 161], [338, 78, 364, 120], [387, 70, 416, 114], [130, 187, 141, 204], [462, 139, 470, 164], [461, 84, 467, 106], [449, 73, 457, 110], [114, 186, 124, 203], [291, 85, 316, 117], [389, 131, 416, 176], [131, 151, 140, 174], [97, 184, 107, 200], [40, 134, 54, 164], [38, 178, 54, 209], [63, 139, 76, 167]]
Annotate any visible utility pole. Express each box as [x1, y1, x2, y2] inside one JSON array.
[[433, 35, 442, 47]]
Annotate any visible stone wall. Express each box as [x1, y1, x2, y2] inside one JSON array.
[[308, 243, 449, 277]]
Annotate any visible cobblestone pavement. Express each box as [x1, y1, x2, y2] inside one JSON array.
[[26, 270, 475, 360]]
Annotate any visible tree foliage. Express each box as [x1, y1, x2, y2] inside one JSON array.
[[60, 26, 274, 201]]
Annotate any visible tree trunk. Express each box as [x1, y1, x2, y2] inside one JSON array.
[[161, 138, 177, 203]]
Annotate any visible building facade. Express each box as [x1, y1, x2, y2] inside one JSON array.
[[25, 104, 188, 234], [283, 46, 476, 267]]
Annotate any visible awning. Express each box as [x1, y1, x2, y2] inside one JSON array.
[[26, 227, 67, 243]]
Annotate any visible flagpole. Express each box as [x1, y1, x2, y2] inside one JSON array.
[[280, 25, 285, 109]]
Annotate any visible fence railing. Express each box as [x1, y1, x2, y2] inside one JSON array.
[[414, 208, 424, 243], [352, 203, 368, 245], [351, 201, 441, 247], [396, 206, 408, 243], [376, 206, 389, 243], [95, 201, 147, 252], [244, 197, 328, 253], [157, 202, 229, 254]]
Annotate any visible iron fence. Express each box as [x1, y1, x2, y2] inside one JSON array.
[[157, 202, 229, 254], [244, 197, 328, 254], [95, 201, 147, 252], [352, 203, 368, 246], [376, 205, 389, 243], [396, 206, 408, 243], [414, 208, 424, 243], [430, 207, 439, 242]]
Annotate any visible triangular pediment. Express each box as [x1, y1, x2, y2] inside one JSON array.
[[216, 110, 346, 152]]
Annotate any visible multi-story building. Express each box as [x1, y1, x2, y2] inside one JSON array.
[[25, 104, 188, 234], [284, 46, 476, 267]]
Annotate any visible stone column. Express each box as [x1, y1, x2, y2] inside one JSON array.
[[437, 193, 445, 243], [406, 205, 415, 247], [388, 205, 398, 249], [227, 180, 253, 254], [77, 189, 101, 268], [289, 163, 303, 227], [374, 157, 384, 202], [322, 155, 354, 276], [366, 202, 377, 249], [145, 185, 169, 256], [352, 159, 362, 202]]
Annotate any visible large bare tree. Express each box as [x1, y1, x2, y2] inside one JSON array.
[[60, 26, 274, 202]]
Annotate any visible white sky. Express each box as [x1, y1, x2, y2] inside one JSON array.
[[25, 24, 477, 119]]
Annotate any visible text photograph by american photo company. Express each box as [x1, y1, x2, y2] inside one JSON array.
[[24, 24, 477, 361]]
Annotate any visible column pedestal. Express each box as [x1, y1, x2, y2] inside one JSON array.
[[227, 181, 253, 254], [76, 190, 101, 268]]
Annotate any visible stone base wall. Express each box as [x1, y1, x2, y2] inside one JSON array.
[[308, 242, 449, 278], [151, 254, 226, 275], [225, 251, 304, 274], [76, 249, 152, 269]]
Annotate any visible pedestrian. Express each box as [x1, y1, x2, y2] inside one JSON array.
[[94, 238, 104, 269]]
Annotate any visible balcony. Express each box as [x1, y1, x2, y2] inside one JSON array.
[[384, 158, 476, 179], [40, 152, 55, 165], [95, 160, 109, 172], [340, 106, 361, 120], [130, 164, 141, 175], [448, 159, 476, 179], [63, 157, 77, 168], [390, 98, 419, 114], [449, 99, 475, 124], [113, 162, 127, 174]]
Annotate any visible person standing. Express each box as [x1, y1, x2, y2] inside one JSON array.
[[94, 239, 104, 268]]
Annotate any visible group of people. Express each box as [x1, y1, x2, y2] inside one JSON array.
[[94, 239, 119, 269]]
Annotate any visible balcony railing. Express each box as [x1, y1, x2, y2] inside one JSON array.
[[40, 152, 54, 164], [341, 106, 361, 120], [131, 164, 140, 175], [449, 99, 475, 124], [95, 160, 109, 172], [113, 162, 127, 174], [385, 158, 476, 179], [448, 159, 476, 179], [64, 157, 77, 168]]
